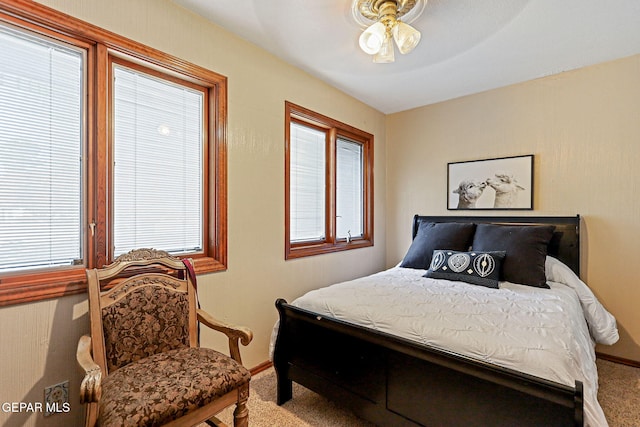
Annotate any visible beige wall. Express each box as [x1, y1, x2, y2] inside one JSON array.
[[2, 1, 638, 426], [0, 1, 387, 426], [386, 54, 640, 363]]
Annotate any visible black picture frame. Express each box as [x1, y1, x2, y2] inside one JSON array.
[[447, 154, 534, 210]]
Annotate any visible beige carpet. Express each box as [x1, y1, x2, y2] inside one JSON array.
[[596, 359, 640, 426], [215, 359, 639, 427]]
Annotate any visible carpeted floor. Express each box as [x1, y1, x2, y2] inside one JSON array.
[[596, 359, 640, 426], [216, 359, 639, 427]]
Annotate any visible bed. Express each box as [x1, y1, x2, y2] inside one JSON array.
[[271, 215, 618, 427]]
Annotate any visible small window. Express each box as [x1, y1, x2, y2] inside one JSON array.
[[285, 102, 373, 259], [336, 137, 364, 240], [289, 122, 326, 243]]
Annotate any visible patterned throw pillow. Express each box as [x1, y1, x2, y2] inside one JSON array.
[[424, 250, 506, 288]]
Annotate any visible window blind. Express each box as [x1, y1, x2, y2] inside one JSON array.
[[289, 122, 326, 242], [336, 138, 364, 239], [0, 25, 84, 272], [112, 64, 203, 256]]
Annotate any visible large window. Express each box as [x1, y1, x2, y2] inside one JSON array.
[[0, 2, 227, 306], [0, 24, 85, 273], [111, 59, 206, 257], [285, 102, 373, 259]]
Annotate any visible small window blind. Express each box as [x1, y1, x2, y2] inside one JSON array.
[[289, 122, 326, 243], [336, 138, 364, 239], [0, 25, 84, 272], [112, 64, 203, 256]]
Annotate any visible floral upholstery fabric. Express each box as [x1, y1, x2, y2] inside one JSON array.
[[99, 347, 250, 427], [102, 286, 190, 372]]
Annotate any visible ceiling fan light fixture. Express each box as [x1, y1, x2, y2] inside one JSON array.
[[373, 34, 395, 63], [392, 21, 421, 54], [359, 21, 387, 54], [353, 0, 427, 63]]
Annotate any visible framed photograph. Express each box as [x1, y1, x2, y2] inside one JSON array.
[[447, 154, 533, 210]]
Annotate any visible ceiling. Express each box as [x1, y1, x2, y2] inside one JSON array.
[[172, 0, 640, 114]]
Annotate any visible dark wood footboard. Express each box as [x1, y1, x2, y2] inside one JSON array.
[[273, 299, 584, 427]]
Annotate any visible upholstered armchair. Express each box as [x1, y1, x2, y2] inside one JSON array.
[[76, 249, 253, 427]]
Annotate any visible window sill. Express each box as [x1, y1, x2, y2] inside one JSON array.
[[0, 268, 88, 307], [0, 256, 226, 307], [286, 239, 373, 260]]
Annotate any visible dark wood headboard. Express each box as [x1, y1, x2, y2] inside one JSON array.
[[412, 215, 581, 277]]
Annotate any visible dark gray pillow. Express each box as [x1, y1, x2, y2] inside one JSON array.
[[472, 224, 555, 288], [400, 222, 476, 270], [424, 250, 506, 288]]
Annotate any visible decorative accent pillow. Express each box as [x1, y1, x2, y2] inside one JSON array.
[[424, 250, 506, 288], [400, 222, 476, 270], [472, 224, 555, 288]]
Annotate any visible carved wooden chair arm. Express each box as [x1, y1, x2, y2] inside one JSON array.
[[76, 335, 102, 404], [197, 308, 253, 364]]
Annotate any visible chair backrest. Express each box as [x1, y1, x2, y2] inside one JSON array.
[[87, 249, 198, 374]]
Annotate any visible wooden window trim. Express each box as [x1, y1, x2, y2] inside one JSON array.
[[0, 0, 227, 306], [285, 101, 374, 259]]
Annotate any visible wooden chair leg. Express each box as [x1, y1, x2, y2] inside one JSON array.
[[84, 402, 99, 427], [233, 383, 250, 427]]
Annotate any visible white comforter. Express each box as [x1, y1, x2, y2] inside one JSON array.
[[270, 257, 618, 427]]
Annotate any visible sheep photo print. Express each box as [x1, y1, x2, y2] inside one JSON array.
[[447, 155, 534, 210]]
